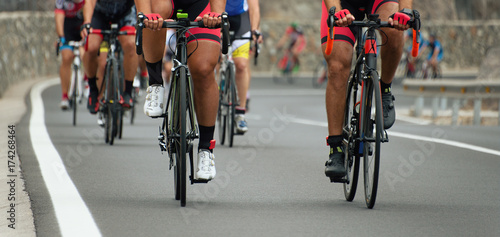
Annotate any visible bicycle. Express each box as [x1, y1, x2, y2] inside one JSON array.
[[135, 11, 230, 207], [218, 31, 259, 147], [325, 7, 420, 208], [312, 58, 327, 88], [56, 40, 85, 126], [89, 24, 135, 145], [271, 48, 298, 84]]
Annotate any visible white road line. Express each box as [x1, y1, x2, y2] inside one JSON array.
[[288, 117, 500, 157], [30, 79, 101, 237]]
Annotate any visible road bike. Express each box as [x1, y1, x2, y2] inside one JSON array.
[[271, 49, 298, 84], [136, 11, 230, 207], [218, 31, 259, 147], [89, 24, 135, 145], [57, 40, 85, 126], [325, 7, 420, 208]]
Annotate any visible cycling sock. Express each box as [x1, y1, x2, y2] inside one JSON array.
[[380, 81, 392, 94], [235, 108, 246, 115], [125, 80, 133, 95], [327, 135, 343, 154], [198, 125, 215, 152], [88, 77, 98, 93], [145, 60, 163, 86], [62, 93, 68, 99]]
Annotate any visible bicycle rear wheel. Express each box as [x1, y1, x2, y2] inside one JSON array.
[[343, 78, 360, 202], [71, 74, 78, 126], [218, 71, 227, 145], [312, 61, 327, 88], [362, 73, 381, 209]]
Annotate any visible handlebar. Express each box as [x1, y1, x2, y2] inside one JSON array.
[[229, 32, 261, 65], [89, 28, 136, 36], [325, 6, 421, 57], [56, 40, 85, 56], [135, 12, 230, 55]]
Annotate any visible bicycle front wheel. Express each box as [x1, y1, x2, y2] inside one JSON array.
[[178, 67, 188, 207], [226, 63, 236, 147], [362, 73, 382, 209], [218, 71, 227, 145], [343, 78, 360, 202]]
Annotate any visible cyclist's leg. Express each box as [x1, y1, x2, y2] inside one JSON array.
[[59, 48, 74, 109], [375, 1, 403, 86], [83, 13, 105, 114], [118, 8, 139, 107], [373, 0, 401, 129], [321, 0, 358, 177], [138, 0, 172, 116]]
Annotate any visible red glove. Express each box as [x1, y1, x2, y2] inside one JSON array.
[[145, 13, 162, 21], [334, 9, 350, 20], [207, 12, 221, 18], [393, 11, 412, 25]]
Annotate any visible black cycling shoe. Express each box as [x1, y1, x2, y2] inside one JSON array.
[[122, 93, 133, 108], [325, 146, 346, 178], [87, 89, 99, 114], [382, 92, 396, 129]]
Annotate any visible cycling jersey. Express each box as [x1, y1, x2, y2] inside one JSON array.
[[425, 40, 444, 61], [94, 0, 135, 19], [226, 0, 248, 16], [285, 26, 306, 51], [55, 0, 85, 19]]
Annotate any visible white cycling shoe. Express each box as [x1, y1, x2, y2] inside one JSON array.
[[196, 149, 216, 180], [144, 85, 164, 117]]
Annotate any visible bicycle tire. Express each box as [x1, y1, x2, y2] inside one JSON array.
[[179, 66, 188, 207], [218, 71, 227, 145], [130, 87, 137, 124], [362, 73, 381, 209], [173, 146, 181, 201], [343, 78, 360, 202], [226, 63, 236, 147], [312, 61, 327, 88], [71, 69, 78, 126]]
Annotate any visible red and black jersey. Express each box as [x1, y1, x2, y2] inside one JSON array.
[[54, 0, 85, 19]]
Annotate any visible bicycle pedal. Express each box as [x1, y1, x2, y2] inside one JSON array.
[[190, 176, 210, 184], [329, 177, 347, 183], [382, 130, 389, 143]]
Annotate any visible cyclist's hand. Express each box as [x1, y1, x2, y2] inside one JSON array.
[[252, 30, 263, 44], [389, 9, 412, 31], [198, 12, 221, 28], [334, 9, 354, 27], [80, 23, 90, 39], [144, 13, 163, 31]]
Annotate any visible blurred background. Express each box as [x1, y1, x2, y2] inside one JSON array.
[[1, 0, 499, 96]]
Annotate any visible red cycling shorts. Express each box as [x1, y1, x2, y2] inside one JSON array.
[[170, 0, 220, 45]]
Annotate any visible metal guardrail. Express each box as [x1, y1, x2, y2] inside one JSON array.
[[402, 79, 500, 126]]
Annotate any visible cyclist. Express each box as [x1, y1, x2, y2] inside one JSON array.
[[321, 0, 414, 178], [55, 0, 86, 110], [136, 0, 225, 181], [275, 22, 306, 72], [80, 0, 138, 114], [420, 33, 443, 78], [226, 0, 263, 134]]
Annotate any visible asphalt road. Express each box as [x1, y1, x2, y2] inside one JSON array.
[[17, 76, 500, 237]]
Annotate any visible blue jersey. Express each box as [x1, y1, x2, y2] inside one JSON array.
[[225, 0, 248, 16]]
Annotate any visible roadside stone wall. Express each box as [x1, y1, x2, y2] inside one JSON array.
[[0, 11, 56, 98], [253, 19, 500, 73]]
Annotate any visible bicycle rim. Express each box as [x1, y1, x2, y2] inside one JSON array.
[[343, 79, 360, 201], [363, 77, 381, 209], [226, 64, 236, 147]]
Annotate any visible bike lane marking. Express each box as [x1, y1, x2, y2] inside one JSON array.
[[30, 79, 101, 237], [287, 117, 500, 157]]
